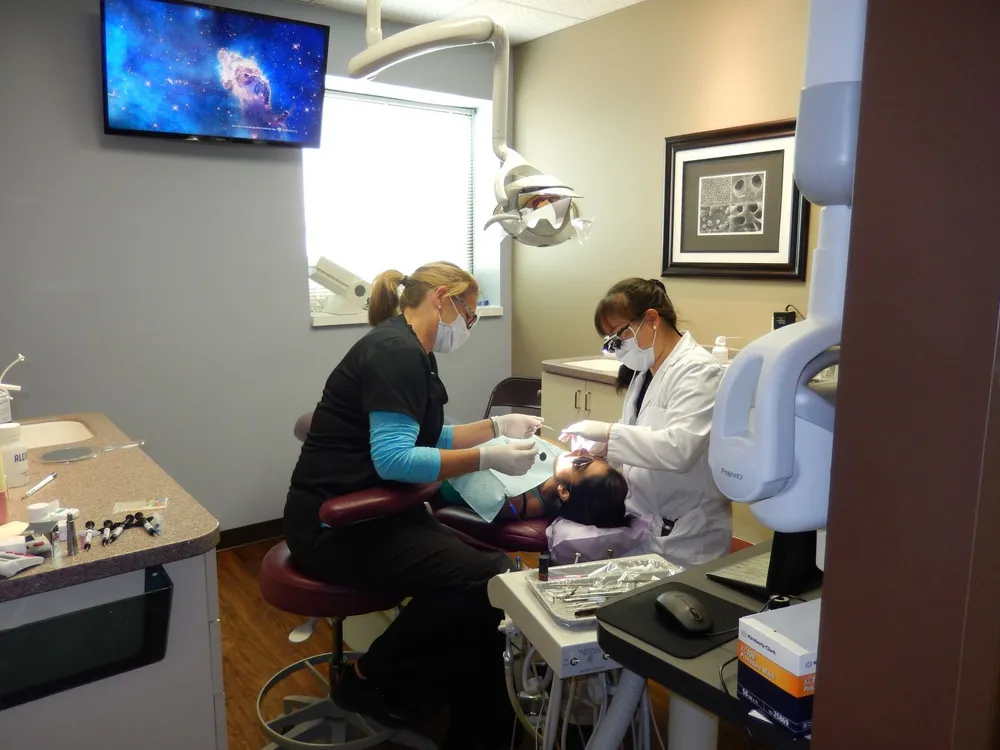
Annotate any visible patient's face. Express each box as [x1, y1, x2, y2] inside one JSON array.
[[553, 449, 611, 491]]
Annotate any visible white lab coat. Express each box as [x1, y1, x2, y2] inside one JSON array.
[[606, 332, 732, 568]]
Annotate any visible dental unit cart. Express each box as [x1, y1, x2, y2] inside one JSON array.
[[488, 554, 678, 750]]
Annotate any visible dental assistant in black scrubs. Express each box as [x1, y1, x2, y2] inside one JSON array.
[[285, 261, 543, 749]]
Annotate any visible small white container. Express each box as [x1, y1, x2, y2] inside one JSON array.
[[0, 422, 30, 489]]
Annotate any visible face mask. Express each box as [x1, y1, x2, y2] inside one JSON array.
[[433, 299, 472, 353], [613, 321, 656, 372]]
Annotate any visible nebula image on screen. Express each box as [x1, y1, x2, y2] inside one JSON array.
[[102, 0, 329, 146]]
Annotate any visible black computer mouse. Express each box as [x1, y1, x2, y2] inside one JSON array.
[[654, 591, 714, 634]]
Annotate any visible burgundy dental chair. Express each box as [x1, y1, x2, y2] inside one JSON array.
[[293, 410, 550, 554]]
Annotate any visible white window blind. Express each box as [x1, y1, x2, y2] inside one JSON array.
[[303, 90, 475, 311]]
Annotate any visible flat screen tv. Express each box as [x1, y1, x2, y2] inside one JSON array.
[[101, 0, 330, 147]]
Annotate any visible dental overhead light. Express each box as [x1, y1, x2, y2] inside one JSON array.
[[708, 0, 867, 571], [348, 2, 591, 247]]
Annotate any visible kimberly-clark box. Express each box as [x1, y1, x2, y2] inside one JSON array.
[[737, 598, 820, 736]]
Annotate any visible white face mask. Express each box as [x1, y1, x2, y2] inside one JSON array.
[[433, 299, 472, 353], [614, 321, 656, 372]]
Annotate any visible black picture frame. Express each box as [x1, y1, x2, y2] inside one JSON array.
[[662, 119, 810, 281]]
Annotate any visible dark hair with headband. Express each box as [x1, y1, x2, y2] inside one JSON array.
[[593, 278, 681, 393], [557, 468, 631, 528]]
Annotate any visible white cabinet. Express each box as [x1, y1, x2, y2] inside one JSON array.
[[541, 370, 625, 443]]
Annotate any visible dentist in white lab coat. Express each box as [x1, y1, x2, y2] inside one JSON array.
[[560, 278, 731, 567]]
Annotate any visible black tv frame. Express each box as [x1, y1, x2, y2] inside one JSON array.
[[99, 0, 331, 148]]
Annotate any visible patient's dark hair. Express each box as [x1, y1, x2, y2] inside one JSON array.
[[558, 467, 631, 529], [592, 278, 681, 393]]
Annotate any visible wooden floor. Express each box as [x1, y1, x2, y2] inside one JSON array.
[[218, 541, 754, 750]]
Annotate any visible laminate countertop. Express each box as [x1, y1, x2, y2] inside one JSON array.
[[0, 412, 219, 602], [542, 356, 621, 386]]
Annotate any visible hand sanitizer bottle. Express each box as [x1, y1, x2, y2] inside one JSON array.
[[712, 336, 731, 366], [0, 423, 29, 488]]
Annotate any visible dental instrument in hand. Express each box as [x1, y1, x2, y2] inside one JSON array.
[[22, 472, 57, 499]]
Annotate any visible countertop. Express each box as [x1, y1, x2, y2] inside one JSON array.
[[0, 412, 220, 602], [541, 356, 621, 386]]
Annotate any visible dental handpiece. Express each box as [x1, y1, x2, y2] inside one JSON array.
[[84, 521, 95, 551], [101, 520, 113, 547]]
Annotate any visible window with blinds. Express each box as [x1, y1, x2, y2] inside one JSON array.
[[303, 89, 476, 312]]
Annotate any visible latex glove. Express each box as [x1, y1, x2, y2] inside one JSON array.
[[480, 440, 539, 476], [492, 413, 544, 439], [559, 420, 612, 444], [570, 435, 608, 457]]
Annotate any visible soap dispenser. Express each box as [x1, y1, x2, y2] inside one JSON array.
[[0, 354, 24, 425], [712, 336, 733, 366]]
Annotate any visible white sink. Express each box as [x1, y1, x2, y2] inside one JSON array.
[[20, 420, 93, 450], [570, 358, 623, 374]]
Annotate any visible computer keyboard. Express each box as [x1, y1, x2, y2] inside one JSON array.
[[706, 552, 772, 598]]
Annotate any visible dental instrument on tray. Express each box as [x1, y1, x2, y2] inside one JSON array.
[[348, 1, 591, 248], [22, 471, 57, 499]]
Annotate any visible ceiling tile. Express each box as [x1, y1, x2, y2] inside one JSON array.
[[306, 0, 474, 26], [445, 0, 578, 44], [500, 0, 646, 21]]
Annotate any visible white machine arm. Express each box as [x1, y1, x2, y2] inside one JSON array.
[[347, 1, 589, 247], [349, 17, 511, 162], [709, 0, 867, 523]]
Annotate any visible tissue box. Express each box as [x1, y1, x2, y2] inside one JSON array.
[[737, 598, 820, 736]]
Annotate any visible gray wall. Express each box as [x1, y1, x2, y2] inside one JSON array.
[[0, 0, 512, 529]]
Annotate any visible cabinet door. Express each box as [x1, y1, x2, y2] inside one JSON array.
[[584, 381, 626, 423], [541, 372, 584, 446]]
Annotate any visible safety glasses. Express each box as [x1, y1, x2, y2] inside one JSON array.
[[571, 454, 605, 470], [453, 296, 479, 329]]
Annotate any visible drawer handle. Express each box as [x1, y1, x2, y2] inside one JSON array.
[[574, 389, 582, 409], [585, 391, 592, 411]]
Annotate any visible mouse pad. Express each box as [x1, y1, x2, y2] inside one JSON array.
[[598, 582, 755, 660]]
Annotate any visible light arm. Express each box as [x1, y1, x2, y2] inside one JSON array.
[[348, 17, 510, 161]]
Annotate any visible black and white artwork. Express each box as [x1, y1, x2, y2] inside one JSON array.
[[662, 120, 809, 280], [698, 171, 766, 235]]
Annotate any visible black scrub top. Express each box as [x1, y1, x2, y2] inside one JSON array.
[[284, 315, 449, 548]]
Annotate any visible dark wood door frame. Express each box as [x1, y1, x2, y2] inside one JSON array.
[[812, 2, 1000, 748]]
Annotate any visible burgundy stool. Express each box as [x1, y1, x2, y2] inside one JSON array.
[[256, 483, 441, 750]]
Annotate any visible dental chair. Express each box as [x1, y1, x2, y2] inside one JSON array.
[[257, 482, 441, 750], [293, 410, 550, 553]]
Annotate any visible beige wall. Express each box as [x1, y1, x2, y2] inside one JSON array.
[[512, 0, 814, 376]]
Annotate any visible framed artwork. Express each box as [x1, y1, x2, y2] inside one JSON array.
[[662, 119, 809, 280]]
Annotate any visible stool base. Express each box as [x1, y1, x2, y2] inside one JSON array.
[[258, 652, 436, 750]]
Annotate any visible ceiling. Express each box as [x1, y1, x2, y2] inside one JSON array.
[[285, 0, 648, 44]]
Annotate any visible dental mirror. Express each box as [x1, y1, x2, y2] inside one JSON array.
[[40, 441, 145, 464]]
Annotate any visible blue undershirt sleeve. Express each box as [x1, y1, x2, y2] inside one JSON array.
[[369, 411, 442, 483], [436, 424, 454, 449]]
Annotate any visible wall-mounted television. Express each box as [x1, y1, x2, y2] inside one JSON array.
[[101, 0, 330, 147]]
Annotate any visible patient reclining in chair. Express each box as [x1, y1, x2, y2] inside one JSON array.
[[439, 436, 630, 529]]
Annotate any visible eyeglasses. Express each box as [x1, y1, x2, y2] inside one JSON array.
[[453, 296, 479, 330]]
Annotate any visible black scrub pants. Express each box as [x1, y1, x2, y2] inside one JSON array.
[[291, 504, 514, 746]]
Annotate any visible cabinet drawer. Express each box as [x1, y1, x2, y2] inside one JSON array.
[[582, 380, 625, 423]]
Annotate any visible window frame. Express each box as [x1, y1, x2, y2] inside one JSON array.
[[305, 74, 504, 329]]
